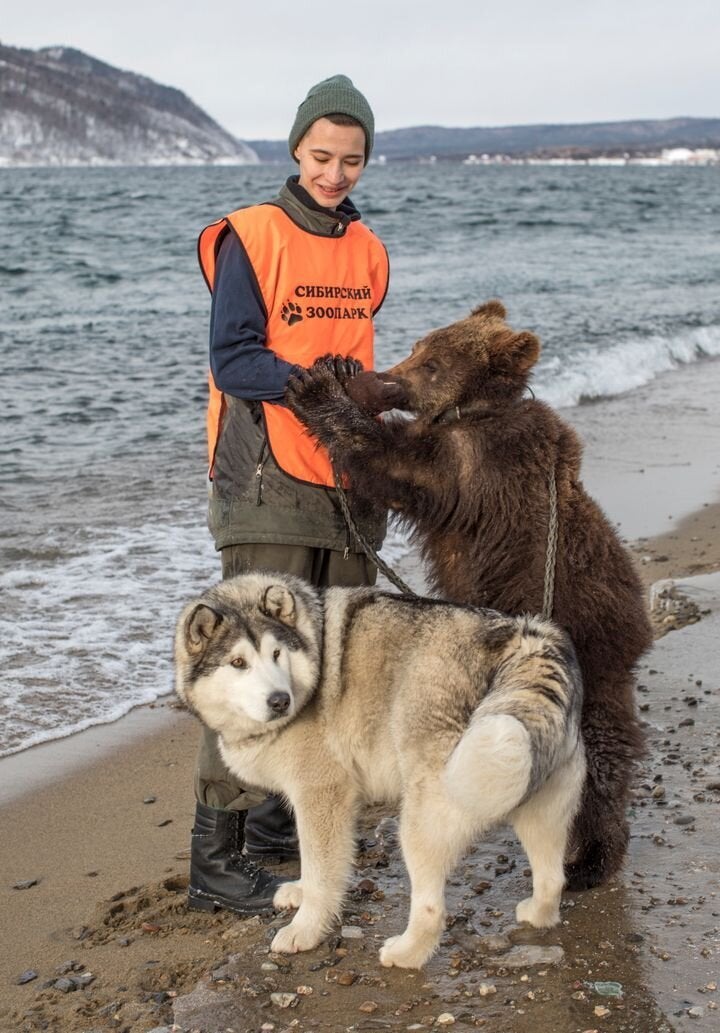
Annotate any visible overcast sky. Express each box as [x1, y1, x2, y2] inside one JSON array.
[[4, 0, 719, 139]]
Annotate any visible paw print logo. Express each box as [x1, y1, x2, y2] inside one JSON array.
[[281, 301, 303, 327]]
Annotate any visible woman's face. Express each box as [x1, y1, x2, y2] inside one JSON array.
[[294, 117, 366, 208]]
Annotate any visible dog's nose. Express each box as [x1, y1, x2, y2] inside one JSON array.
[[268, 691, 291, 714]]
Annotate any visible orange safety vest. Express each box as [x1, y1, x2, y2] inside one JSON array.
[[198, 204, 389, 487]]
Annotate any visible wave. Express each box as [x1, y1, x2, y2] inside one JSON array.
[[0, 515, 216, 758], [534, 324, 720, 409]]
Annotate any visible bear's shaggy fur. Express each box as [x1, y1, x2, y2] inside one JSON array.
[[286, 300, 653, 891]]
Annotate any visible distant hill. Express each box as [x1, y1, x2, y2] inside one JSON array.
[[249, 116, 720, 162], [0, 44, 257, 166]]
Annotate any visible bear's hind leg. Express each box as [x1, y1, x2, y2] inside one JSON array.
[[564, 686, 644, 891]]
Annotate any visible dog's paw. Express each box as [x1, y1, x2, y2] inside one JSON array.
[[379, 932, 435, 969], [274, 880, 303, 910], [515, 895, 560, 928], [271, 918, 324, 955]]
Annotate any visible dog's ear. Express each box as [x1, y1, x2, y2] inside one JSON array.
[[472, 299, 507, 320], [262, 584, 297, 625], [184, 603, 223, 655]]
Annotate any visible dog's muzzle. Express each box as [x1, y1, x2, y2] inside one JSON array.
[[267, 691, 291, 718]]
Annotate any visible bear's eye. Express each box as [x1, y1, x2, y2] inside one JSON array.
[[272, 648, 281, 662], [423, 360, 439, 373], [231, 656, 248, 669]]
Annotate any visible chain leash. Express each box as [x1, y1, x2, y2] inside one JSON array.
[[333, 465, 559, 617], [541, 466, 559, 620], [333, 471, 417, 596]]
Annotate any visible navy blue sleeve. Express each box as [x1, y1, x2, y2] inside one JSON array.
[[209, 231, 300, 402]]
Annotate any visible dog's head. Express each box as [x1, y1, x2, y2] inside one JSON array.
[[381, 300, 541, 417], [175, 573, 322, 741]]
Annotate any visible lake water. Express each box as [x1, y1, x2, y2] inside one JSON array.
[[1, 163, 719, 755]]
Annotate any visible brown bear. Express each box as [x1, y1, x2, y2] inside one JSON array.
[[285, 300, 653, 891]]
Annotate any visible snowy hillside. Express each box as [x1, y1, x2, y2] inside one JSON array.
[[0, 44, 258, 166]]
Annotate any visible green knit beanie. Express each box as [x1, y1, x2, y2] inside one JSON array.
[[289, 74, 374, 164]]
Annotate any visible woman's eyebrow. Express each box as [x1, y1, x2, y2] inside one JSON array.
[[309, 147, 364, 158]]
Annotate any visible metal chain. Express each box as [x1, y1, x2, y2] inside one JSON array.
[[542, 466, 559, 620], [333, 471, 417, 596], [333, 465, 559, 618]]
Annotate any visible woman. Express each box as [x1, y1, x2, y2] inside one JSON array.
[[189, 75, 400, 915]]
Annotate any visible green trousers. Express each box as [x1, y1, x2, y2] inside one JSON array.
[[194, 542, 376, 810]]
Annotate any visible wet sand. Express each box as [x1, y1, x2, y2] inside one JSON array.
[[1, 358, 719, 1032]]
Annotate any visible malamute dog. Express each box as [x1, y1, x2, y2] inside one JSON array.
[[175, 572, 585, 969]]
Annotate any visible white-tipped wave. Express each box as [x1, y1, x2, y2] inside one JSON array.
[[535, 324, 720, 409]]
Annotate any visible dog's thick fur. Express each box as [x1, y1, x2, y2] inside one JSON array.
[[285, 300, 653, 891], [176, 572, 585, 968]]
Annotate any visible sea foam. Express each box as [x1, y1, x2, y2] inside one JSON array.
[[535, 324, 720, 409], [0, 514, 216, 757]]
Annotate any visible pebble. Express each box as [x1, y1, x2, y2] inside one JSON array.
[[674, 814, 696, 826], [594, 1005, 611, 1017], [143, 795, 157, 804], [359, 1000, 378, 1013], [688, 1007, 704, 1018], [478, 982, 497, 996], [337, 970, 358, 986], [590, 981, 623, 997], [12, 878, 39, 890], [54, 977, 77, 993], [270, 992, 299, 1008], [473, 880, 492, 894], [56, 960, 81, 974], [477, 934, 511, 953], [142, 921, 161, 933], [261, 961, 280, 971], [341, 925, 364, 939], [436, 1015, 456, 1026], [17, 970, 38, 985], [486, 945, 564, 969], [356, 879, 377, 894], [296, 985, 313, 995]]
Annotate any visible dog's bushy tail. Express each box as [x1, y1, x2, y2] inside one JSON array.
[[443, 615, 583, 826]]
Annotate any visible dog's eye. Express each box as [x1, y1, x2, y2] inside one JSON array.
[[231, 656, 247, 669], [272, 648, 281, 662]]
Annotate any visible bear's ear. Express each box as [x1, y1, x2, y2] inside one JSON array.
[[472, 299, 507, 320], [509, 331, 541, 373]]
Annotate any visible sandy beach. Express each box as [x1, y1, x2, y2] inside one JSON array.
[[1, 358, 719, 1033]]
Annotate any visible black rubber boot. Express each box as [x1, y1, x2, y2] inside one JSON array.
[[187, 802, 284, 914], [243, 793, 300, 862]]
